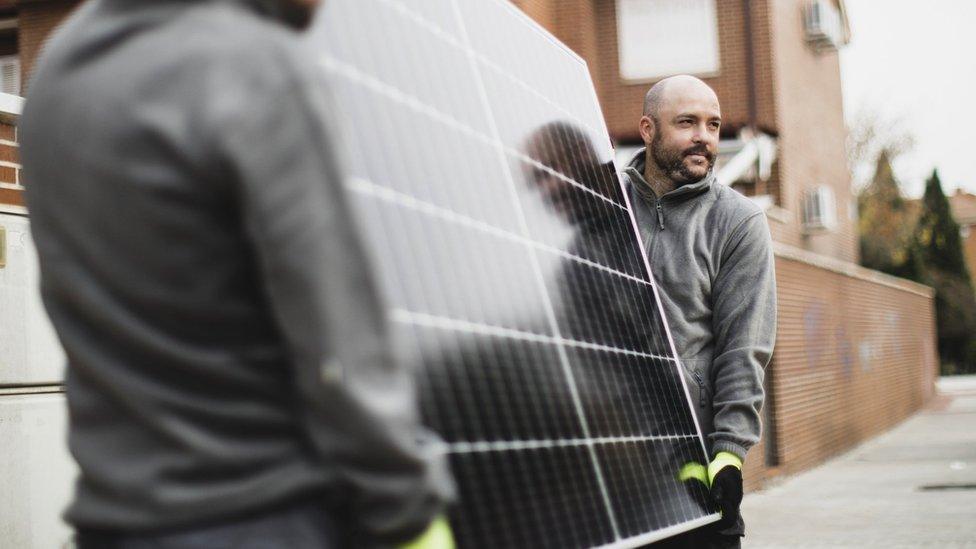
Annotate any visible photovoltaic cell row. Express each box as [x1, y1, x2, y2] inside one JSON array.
[[448, 438, 712, 549], [412, 328, 584, 443], [311, 0, 489, 134], [351, 195, 554, 334], [597, 439, 713, 538], [456, 0, 607, 136], [565, 347, 698, 439], [449, 446, 614, 549], [330, 75, 523, 235]]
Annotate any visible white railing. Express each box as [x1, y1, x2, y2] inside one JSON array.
[[0, 91, 23, 122]]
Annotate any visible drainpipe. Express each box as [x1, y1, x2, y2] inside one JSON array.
[[742, 0, 759, 130], [742, 0, 781, 468]]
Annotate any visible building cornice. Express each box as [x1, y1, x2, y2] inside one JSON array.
[[773, 242, 935, 298]]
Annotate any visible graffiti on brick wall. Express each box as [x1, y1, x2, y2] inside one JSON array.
[[803, 300, 827, 370], [835, 326, 854, 378], [802, 299, 858, 377]]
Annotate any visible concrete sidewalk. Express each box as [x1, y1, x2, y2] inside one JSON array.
[[741, 375, 976, 548]]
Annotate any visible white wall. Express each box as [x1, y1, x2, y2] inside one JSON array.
[[1, 209, 74, 549]]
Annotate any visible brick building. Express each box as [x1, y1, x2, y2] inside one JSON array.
[[949, 189, 976, 288], [0, 0, 939, 545]]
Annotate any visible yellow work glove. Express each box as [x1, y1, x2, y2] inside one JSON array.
[[398, 516, 455, 549], [678, 451, 744, 530], [677, 460, 710, 507], [678, 461, 708, 486], [708, 451, 743, 530], [707, 451, 742, 485]]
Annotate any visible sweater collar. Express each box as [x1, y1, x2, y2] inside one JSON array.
[[624, 147, 715, 204]]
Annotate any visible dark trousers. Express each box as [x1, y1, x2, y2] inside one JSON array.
[[76, 498, 341, 549]]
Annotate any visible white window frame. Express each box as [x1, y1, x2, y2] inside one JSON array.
[[615, 0, 722, 83]]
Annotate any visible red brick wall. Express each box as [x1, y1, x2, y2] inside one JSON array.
[[18, 0, 81, 93], [0, 120, 22, 207], [741, 245, 937, 489], [510, 0, 554, 36]]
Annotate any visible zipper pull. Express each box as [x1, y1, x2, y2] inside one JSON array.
[[656, 202, 664, 230], [694, 372, 707, 406]]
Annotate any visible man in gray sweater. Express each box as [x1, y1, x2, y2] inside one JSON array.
[[621, 76, 777, 548], [19, 0, 453, 547]]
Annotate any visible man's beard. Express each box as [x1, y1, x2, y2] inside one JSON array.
[[650, 133, 715, 186]]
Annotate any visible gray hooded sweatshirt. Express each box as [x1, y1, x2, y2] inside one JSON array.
[[19, 0, 452, 541], [622, 150, 776, 461]]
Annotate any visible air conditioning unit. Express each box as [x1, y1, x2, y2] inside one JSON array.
[[802, 186, 837, 233], [803, 0, 844, 52], [0, 56, 20, 96]]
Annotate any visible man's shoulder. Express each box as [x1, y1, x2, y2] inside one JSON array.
[[176, 3, 313, 85], [708, 182, 766, 230], [29, 1, 314, 110], [136, 3, 323, 136]]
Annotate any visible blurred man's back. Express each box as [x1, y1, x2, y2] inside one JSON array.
[[19, 0, 451, 546]]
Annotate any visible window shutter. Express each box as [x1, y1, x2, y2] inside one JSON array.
[[0, 57, 21, 96]]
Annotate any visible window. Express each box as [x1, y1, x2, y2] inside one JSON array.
[[0, 56, 19, 96], [615, 0, 721, 82], [803, 0, 846, 52], [801, 186, 838, 233]]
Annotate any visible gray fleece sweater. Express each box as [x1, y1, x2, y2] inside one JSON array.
[[623, 150, 776, 461], [20, 0, 451, 541]]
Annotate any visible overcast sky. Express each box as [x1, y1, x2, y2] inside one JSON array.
[[840, 0, 976, 197]]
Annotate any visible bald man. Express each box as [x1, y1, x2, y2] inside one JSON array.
[[621, 76, 776, 548]]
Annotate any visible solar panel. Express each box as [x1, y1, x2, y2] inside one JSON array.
[[307, 1, 720, 546]]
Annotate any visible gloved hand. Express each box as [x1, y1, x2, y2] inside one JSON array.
[[398, 515, 455, 549], [707, 451, 743, 530], [678, 461, 708, 487], [678, 459, 710, 512]]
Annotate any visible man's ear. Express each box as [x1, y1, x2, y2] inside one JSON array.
[[638, 115, 655, 147]]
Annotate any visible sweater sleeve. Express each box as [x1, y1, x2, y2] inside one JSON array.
[[708, 212, 777, 461], [219, 70, 454, 543]]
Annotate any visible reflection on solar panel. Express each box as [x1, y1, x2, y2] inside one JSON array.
[[308, 0, 720, 546]]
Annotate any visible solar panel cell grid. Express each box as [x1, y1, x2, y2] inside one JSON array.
[[309, 0, 719, 546]]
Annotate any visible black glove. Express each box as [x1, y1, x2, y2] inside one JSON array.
[[709, 464, 743, 530]]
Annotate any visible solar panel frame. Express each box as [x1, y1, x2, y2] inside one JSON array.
[[307, 0, 722, 545]]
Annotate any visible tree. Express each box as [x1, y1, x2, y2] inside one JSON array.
[[857, 151, 922, 280], [847, 108, 915, 193], [914, 170, 976, 374]]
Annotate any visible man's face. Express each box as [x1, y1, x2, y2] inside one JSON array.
[[643, 92, 721, 186]]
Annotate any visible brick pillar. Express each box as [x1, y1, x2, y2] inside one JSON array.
[[551, 0, 601, 97], [17, 0, 82, 94]]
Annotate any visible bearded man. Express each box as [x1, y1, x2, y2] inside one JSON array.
[[622, 75, 777, 549]]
